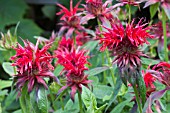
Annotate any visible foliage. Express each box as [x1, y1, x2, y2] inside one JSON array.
[[0, 0, 170, 113]]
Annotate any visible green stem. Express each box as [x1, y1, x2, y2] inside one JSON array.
[[73, 32, 77, 47], [106, 49, 116, 84], [133, 85, 142, 113], [102, 52, 107, 84], [162, 9, 169, 62], [97, 18, 102, 32], [97, 18, 107, 84], [60, 97, 64, 110], [128, 4, 131, 23], [78, 91, 83, 113]]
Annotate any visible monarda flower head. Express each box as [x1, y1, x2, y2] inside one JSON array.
[[57, 0, 85, 37], [11, 39, 58, 93], [152, 62, 170, 87], [75, 31, 90, 46], [142, 71, 156, 97], [98, 19, 153, 85], [83, 0, 123, 22], [55, 38, 92, 101]]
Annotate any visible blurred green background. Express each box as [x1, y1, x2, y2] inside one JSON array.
[[0, 0, 83, 43]]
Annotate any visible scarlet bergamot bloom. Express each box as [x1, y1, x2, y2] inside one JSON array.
[[55, 38, 92, 101], [57, 0, 85, 38], [11, 39, 58, 93], [98, 19, 153, 85]]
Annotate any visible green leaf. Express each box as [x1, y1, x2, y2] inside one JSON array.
[[95, 103, 107, 113], [37, 87, 48, 113], [64, 95, 79, 111], [85, 66, 109, 76], [105, 75, 122, 112], [83, 40, 99, 52], [0, 103, 2, 113], [88, 76, 99, 85], [137, 71, 146, 107], [2, 62, 17, 76], [54, 65, 64, 76], [54, 95, 79, 113], [141, 57, 160, 65], [0, 89, 8, 96], [81, 85, 97, 109], [0, 0, 28, 29], [93, 85, 113, 99], [13, 109, 22, 113], [42, 5, 56, 20], [4, 90, 17, 109], [150, 3, 159, 19], [0, 80, 12, 89], [110, 99, 131, 113], [19, 85, 33, 113], [17, 19, 43, 43]]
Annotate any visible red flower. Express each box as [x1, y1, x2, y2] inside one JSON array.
[[57, 0, 85, 37], [11, 39, 57, 93], [56, 47, 89, 77], [75, 31, 91, 46], [151, 21, 170, 39], [98, 19, 153, 85], [55, 42, 92, 101], [99, 19, 153, 51], [58, 36, 74, 52], [126, 19, 153, 47], [151, 21, 170, 53], [142, 71, 156, 97], [152, 62, 170, 87], [98, 22, 125, 51], [82, 0, 123, 22]]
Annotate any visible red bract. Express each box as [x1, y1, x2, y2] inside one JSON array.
[[143, 71, 156, 97], [11, 39, 56, 93], [56, 48, 89, 77], [58, 36, 74, 52], [98, 22, 124, 51], [57, 0, 85, 37], [152, 62, 170, 87], [83, 0, 123, 22], [11, 42, 33, 74], [113, 50, 146, 68], [57, 0, 83, 20], [98, 19, 153, 86], [151, 21, 170, 39], [99, 19, 153, 51], [55, 42, 91, 101], [126, 19, 153, 47], [75, 31, 90, 46]]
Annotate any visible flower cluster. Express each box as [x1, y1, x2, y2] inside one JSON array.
[[98, 19, 153, 85], [11, 39, 57, 93], [83, 0, 123, 22], [57, 0, 84, 37], [55, 37, 92, 101]]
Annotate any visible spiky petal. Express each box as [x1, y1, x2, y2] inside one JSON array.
[[142, 71, 156, 97], [55, 39, 91, 101], [11, 39, 56, 93], [152, 62, 170, 87]]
